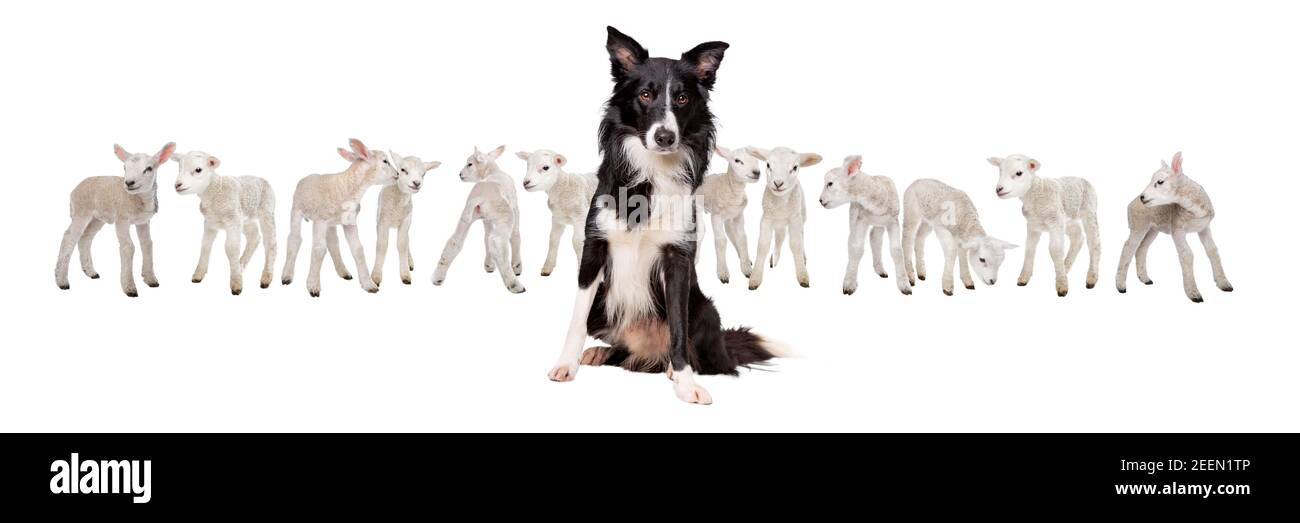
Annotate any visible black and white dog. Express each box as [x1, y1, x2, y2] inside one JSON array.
[[546, 27, 787, 404]]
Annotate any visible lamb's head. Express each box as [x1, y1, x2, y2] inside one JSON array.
[[388, 151, 440, 195], [337, 138, 399, 187], [987, 154, 1039, 199], [516, 149, 567, 192], [1139, 152, 1184, 207], [714, 146, 762, 183], [751, 147, 821, 195], [170, 151, 220, 195], [961, 236, 1019, 285], [115, 142, 175, 194], [819, 155, 863, 209], [460, 145, 505, 183]]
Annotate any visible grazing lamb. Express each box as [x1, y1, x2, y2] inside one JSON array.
[[370, 151, 440, 286], [696, 145, 761, 284], [55, 142, 175, 297], [818, 155, 911, 295], [902, 179, 1018, 295], [171, 150, 277, 295], [988, 154, 1100, 297], [280, 138, 398, 297], [516, 149, 596, 277], [746, 147, 821, 290], [432, 145, 525, 293], [1116, 152, 1232, 302]]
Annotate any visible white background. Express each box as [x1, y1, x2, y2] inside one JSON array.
[[2, 0, 1296, 431]]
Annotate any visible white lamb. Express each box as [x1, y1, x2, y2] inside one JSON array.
[[55, 142, 175, 297], [370, 151, 441, 286], [902, 179, 1018, 295], [695, 145, 761, 284], [746, 147, 822, 290], [817, 155, 911, 295], [172, 150, 277, 295], [280, 138, 398, 297], [988, 154, 1100, 297], [1116, 152, 1232, 302], [516, 149, 596, 277], [432, 145, 525, 293]]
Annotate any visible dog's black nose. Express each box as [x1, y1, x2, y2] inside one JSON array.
[[653, 128, 677, 148]]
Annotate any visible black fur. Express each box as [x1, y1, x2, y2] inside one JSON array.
[[575, 27, 779, 377]]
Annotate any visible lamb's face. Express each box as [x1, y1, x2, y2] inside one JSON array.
[[115, 143, 173, 194], [962, 236, 1019, 285], [460, 146, 504, 183], [752, 147, 821, 196], [1139, 164, 1178, 206], [988, 154, 1037, 199], [517, 149, 567, 192], [819, 155, 862, 209], [723, 147, 762, 183], [390, 151, 439, 195], [171, 151, 219, 195], [365, 151, 400, 187]]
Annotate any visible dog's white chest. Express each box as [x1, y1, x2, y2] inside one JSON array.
[[596, 208, 686, 329]]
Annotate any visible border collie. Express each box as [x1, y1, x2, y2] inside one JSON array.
[[546, 26, 787, 405]]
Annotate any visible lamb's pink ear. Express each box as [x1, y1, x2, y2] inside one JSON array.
[[488, 145, 505, 159], [154, 142, 176, 164], [207, 155, 221, 169], [348, 138, 370, 160], [338, 148, 359, 163], [114, 144, 131, 162], [515, 151, 531, 161], [554, 154, 567, 167], [844, 155, 863, 175], [798, 153, 823, 168], [714, 145, 731, 160], [1171, 151, 1183, 175], [1027, 158, 1040, 172]]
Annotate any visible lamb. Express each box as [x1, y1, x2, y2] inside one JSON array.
[[695, 145, 761, 284], [902, 179, 1018, 295], [1116, 152, 1232, 302], [515, 149, 596, 277], [817, 155, 911, 295], [370, 151, 441, 286], [988, 154, 1100, 297], [431, 145, 525, 293], [171, 150, 277, 295], [746, 147, 822, 290], [55, 142, 175, 297], [280, 138, 398, 297]]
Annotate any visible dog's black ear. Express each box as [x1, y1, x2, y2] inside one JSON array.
[[607, 26, 648, 81], [681, 41, 729, 88]]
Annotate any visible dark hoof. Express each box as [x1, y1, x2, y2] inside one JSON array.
[[1086, 282, 1096, 289], [309, 291, 320, 297], [943, 289, 953, 296], [901, 288, 912, 295], [1191, 297, 1203, 303], [366, 287, 379, 294], [126, 291, 138, 298], [192, 278, 202, 283], [917, 275, 926, 281], [232, 289, 242, 296], [800, 282, 810, 288], [878, 273, 888, 279], [1118, 287, 1126, 294], [147, 282, 159, 288], [1058, 290, 1068, 297], [342, 274, 353, 280], [89, 274, 100, 279], [843, 289, 854, 295], [720, 278, 729, 284], [282, 279, 292, 285], [965, 284, 975, 290], [1223, 286, 1234, 292], [1142, 279, 1153, 285], [58, 284, 70, 290], [748, 284, 758, 291], [1017, 282, 1027, 287], [261, 282, 270, 289], [540, 271, 551, 277], [402, 278, 411, 285], [908, 278, 915, 286]]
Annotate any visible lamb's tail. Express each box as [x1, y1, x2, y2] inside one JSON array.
[[724, 327, 794, 368]]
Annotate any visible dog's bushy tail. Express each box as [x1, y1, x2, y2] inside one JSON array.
[[723, 327, 793, 368]]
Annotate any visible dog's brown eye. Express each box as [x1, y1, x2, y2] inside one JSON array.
[[639, 90, 652, 102], [675, 93, 688, 105]]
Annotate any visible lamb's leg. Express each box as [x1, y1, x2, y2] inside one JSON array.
[[1198, 227, 1232, 292], [958, 246, 975, 290], [280, 210, 303, 285], [1173, 231, 1202, 302], [306, 221, 328, 297], [258, 214, 276, 289], [115, 222, 138, 297], [936, 229, 957, 296], [726, 214, 753, 278], [510, 212, 524, 276], [482, 221, 496, 273], [770, 227, 786, 268], [326, 227, 352, 280], [711, 213, 730, 283], [747, 217, 774, 290], [901, 211, 919, 285], [842, 214, 868, 295], [914, 222, 932, 282], [570, 222, 585, 266], [433, 203, 477, 286], [343, 224, 378, 293], [1063, 222, 1084, 273], [224, 223, 243, 295], [1017, 228, 1041, 286], [541, 220, 564, 277], [869, 225, 887, 278], [791, 219, 810, 288], [886, 219, 911, 295], [397, 217, 413, 285], [55, 215, 93, 290], [1083, 213, 1101, 289], [1115, 227, 1147, 293], [1135, 229, 1157, 285], [371, 223, 390, 286], [489, 222, 525, 293], [192, 225, 218, 283], [1048, 227, 1068, 297], [77, 218, 105, 279], [137, 223, 159, 288], [239, 221, 259, 271]]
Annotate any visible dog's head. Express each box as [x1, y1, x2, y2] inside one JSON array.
[[603, 26, 728, 156]]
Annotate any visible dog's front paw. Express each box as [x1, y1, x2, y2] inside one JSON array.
[[673, 382, 713, 405], [548, 361, 578, 382]]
